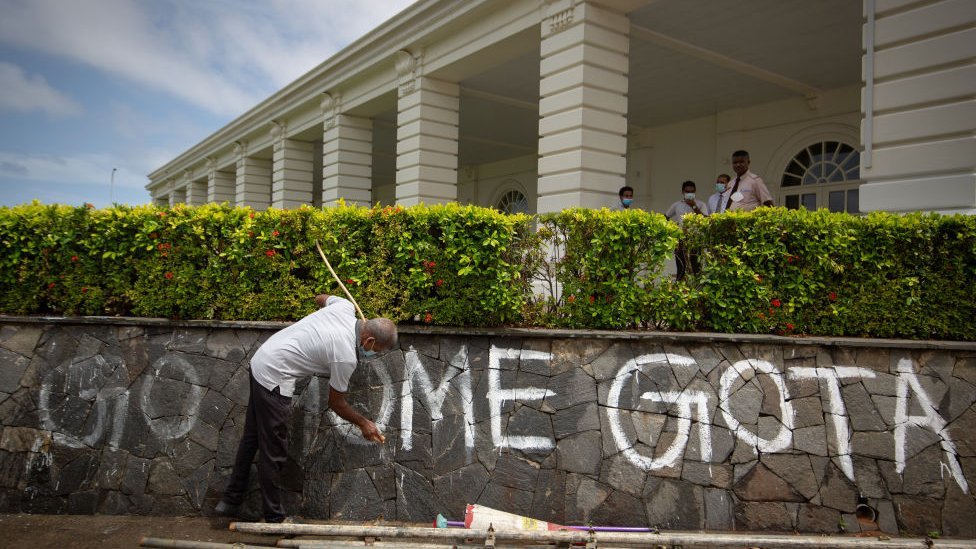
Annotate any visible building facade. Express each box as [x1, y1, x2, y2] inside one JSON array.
[[146, 0, 976, 216]]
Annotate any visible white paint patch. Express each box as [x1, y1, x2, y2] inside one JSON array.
[[487, 345, 555, 450], [893, 358, 968, 493], [788, 366, 875, 481], [719, 359, 794, 453]]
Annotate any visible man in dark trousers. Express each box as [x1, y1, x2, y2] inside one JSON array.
[[215, 293, 398, 522]]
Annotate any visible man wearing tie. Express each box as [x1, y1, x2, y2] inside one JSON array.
[[724, 150, 774, 211]]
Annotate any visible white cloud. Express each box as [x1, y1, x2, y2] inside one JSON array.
[[0, 0, 416, 117], [0, 151, 144, 190], [0, 62, 83, 117]]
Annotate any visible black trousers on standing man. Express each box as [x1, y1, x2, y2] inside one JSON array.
[[222, 372, 292, 522]]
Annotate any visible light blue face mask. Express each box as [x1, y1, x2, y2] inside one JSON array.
[[622, 198, 633, 207], [715, 183, 726, 193], [360, 340, 377, 358]]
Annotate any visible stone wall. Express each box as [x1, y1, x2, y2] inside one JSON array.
[[0, 318, 974, 536]]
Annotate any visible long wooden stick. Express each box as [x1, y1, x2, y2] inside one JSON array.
[[315, 240, 366, 322]]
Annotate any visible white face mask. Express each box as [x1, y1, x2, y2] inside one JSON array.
[[683, 192, 696, 201]]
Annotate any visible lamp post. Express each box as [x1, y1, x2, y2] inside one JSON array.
[[110, 168, 117, 204]]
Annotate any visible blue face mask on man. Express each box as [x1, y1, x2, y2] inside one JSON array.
[[360, 338, 377, 358], [622, 198, 633, 207]]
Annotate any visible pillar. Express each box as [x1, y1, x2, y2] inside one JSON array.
[[271, 122, 314, 209], [234, 142, 272, 210], [395, 50, 460, 206], [185, 179, 208, 206], [322, 94, 374, 206], [859, 0, 976, 214], [536, 0, 630, 213], [207, 160, 236, 205]]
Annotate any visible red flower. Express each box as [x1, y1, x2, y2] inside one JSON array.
[[71, 255, 79, 262], [272, 230, 280, 237], [771, 299, 782, 308], [786, 322, 795, 330], [265, 249, 276, 257], [758, 312, 766, 319], [424, 312, 433, 323], [85, 203, 94, 209], [164, 272, 174, 280], [755, 275, 763, 283], [787, 255, 796, 264], [48, 282, 56, 289], [81, 287, 87, 293], [158, 212, 166, 217], [248, 231, 254, 238], [345, 278, 355, 285], [435, 279, 443, 287], [567, 295, 576, 303], [588, 295, 595, 303], [828, 292, 838, 301], [249, 212, 255, 218]]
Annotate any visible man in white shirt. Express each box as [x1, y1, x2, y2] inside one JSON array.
[[216, 294, 397, 523], [725, 150, 774, 211], [665, 180, 708, 280], [615, 185, 635, 211], [707, 173, 732, 214]]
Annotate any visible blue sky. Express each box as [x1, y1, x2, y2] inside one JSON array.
[[0, 0, 415, 208]]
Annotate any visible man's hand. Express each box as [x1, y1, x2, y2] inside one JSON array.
[[359, 420, 386, 444], [328, 387, 385, 444]]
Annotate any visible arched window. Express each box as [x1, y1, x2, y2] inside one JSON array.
[[780, 141, 861, 213], [495, 188, 529, 214]]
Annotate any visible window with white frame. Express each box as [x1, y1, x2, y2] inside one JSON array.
[[495, 188, 529, 214], [780, 140, 861, 213]]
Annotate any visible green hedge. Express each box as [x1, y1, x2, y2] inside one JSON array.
[[1, 202, 973, 340]]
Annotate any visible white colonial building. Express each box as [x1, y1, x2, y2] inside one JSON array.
[[147, 0, 976, 216]]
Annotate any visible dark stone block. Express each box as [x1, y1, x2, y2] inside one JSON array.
[[393, 463, 443, 521], [0, 325, 44, 357], [433, 461, 490, 519], [796, 503, 842, 533], [704, 487, 733, 529], [492, 453, 539, 490], [152, 495, 196, 515], [188, 416, 220, 452], [300, 475, 333, 519], [432, 413, 471, 476], [545, 369, 597, 412], [68, 489, 100, 514], [222, 366, 251, 407], [520, 339, 552, 376], [93, 447, 127, 490], [99, 490, 131, 514], [0, 387, 38, 428], [642, 477, 702, 529], [818, 463, 858, 512], [764, 454, 819, 501], [556, 431, 602, 475], [121, 456, 150, 495], [734, 501, 795, 531], [733, 462, 804, 502], [902, 444, 949, 498], [528, 467, 566, 524], [893, 495, 941, 534], [182, 459, 214, 509], [477, 477, 534, 517], [205, 330, 246, 363], [55, 453, 95, 496], [366, 463, 396, 502], [562, 473, 606, 524], [0, 347, 30, 394], [552, 401, 600, 440], [171, 439, 212, 479], [589, 488, 647, 527], [599, 452, 646, 498], [148, 459, 186, 496]]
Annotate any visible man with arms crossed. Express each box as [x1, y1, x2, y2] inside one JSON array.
[[216, 294, 397, 522]]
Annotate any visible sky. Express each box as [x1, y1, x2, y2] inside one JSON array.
[[0, 0, 416, 208]]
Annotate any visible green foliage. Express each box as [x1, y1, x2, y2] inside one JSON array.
[[535, 208, 680, 329], [0, 201, 973, 340]]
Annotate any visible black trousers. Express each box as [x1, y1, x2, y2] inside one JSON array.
[[223, 372, 292, 521], [675, 242, 699, 281]]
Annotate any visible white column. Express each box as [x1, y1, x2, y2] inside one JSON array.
[[859, 0, 976, 214], [271, 122, 314, 209], [395, 50, 460, 206], [186, 180, 207, 206], [170, 186, 187, 207], [207, 163, 236, 205], [537, 0, 630, 213], [234, 142, 272, 210], [322, 94, 374, 206]]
